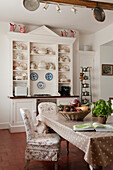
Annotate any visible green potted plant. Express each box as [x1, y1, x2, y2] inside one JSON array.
[[93, 99, 113, 124]]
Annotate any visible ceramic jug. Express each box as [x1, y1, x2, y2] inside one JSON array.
[[61, 31, 64, 36], [63, 30, 68, 37], [10, 23, 17, 32], [70, 30, 75, 37], [61, 30, 68, 37], [30, 62, 36, 69], [19, 25, 25, 33], [48, 63, 55, 70]]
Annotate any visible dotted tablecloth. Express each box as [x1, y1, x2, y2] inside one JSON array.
[[40, 113, 113, 167]]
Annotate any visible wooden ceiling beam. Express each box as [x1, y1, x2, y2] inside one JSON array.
[[41, 0, 113, 10]]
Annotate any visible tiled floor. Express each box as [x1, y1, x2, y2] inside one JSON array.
[[0, 129, 90, 170]]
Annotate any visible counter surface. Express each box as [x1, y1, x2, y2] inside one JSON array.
[[9, 95, 79, 99]]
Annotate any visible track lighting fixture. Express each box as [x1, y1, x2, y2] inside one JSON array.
[[56, 4, 61, 13], [71, 6, 77, 14], [23, 0, 40, 11], [43, 3, 49, 11], [23, 0, 105, 22]]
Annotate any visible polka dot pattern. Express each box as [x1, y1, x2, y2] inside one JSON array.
[[40, 113, 113, 167]]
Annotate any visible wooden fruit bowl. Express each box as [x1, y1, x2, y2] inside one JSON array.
[[58, 106, 90, 121]]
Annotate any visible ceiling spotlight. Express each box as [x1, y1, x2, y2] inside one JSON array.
[[56, 4, 61, 13], [23, 0, 40, 11], [71, 6, 77, 13], [43, 3, 49, 11]]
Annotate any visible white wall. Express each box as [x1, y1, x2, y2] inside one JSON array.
[[94, 23, 113, 101], [79, 33, 96, 51], [79, 24, 113, 102], [100, 46, 113, 100], [0, 22, 10, 129]]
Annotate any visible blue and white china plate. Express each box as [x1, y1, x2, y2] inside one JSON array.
[[37, 81, 45, 89], [45, 73, 53, 81], [30, 72, 38, 81]]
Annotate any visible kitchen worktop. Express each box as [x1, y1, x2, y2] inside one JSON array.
[[9, 95, 79, 99]]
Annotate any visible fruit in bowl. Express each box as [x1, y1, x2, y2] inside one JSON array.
[[58, 99, 90, 114], [64, 105, 70, 112], [73, 99, 81, 107], [76, 109, 82, 112], [76, 106, 90, 111], [58, 103, 91, 121], [70, 105, 75, 112], [58, 104, 64, 111]]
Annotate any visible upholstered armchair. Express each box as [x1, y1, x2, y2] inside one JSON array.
[[20, 108, 61, 170], [37, 102, 57, 120], [38, 102, 69, 153]]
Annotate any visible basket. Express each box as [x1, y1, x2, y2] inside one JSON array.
[[58, 106, 90, 121]]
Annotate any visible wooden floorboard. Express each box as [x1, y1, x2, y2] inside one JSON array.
[[0, 129, 90, 170]]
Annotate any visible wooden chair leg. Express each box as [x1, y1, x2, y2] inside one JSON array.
[[25, 160, 30, 170], [55, 161, 58, 170], [89, 164, 102, 170], [66, 141, 69, 154]]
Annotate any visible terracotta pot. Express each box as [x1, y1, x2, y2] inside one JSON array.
[[92, 113, 97, 117], [98, 116, 107, 124]]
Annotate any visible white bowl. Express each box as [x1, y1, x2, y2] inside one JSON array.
[[38, 49, 47, 54], [15, 76, 22, 80], [38, 68, 46, 70], [60, 49, 66, 53], [16, 66, 24, 70], [60, 78, 67, 82]]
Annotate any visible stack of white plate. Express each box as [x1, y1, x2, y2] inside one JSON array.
[[38, 49, 47, 54], [38, 61, 46, 70]]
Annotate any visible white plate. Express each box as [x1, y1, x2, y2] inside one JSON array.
[[20, 63, 27, 70], [60, 50, 66, 53], [38, 49, 47, 54], [16, 66, 24, 70], [37, 81, 45, 89]]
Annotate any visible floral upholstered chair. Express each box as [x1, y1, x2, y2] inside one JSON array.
[[38, 102, 57, 121], [38, 102, 69, 153], [20, 108, 61, 170]]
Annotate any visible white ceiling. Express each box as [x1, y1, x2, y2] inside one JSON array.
[[1, 0, 113, 33]]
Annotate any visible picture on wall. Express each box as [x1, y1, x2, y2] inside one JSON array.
[[102, 64, 113, 75]]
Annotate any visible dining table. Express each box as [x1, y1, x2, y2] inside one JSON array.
[[38, 111, 113, 170]]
